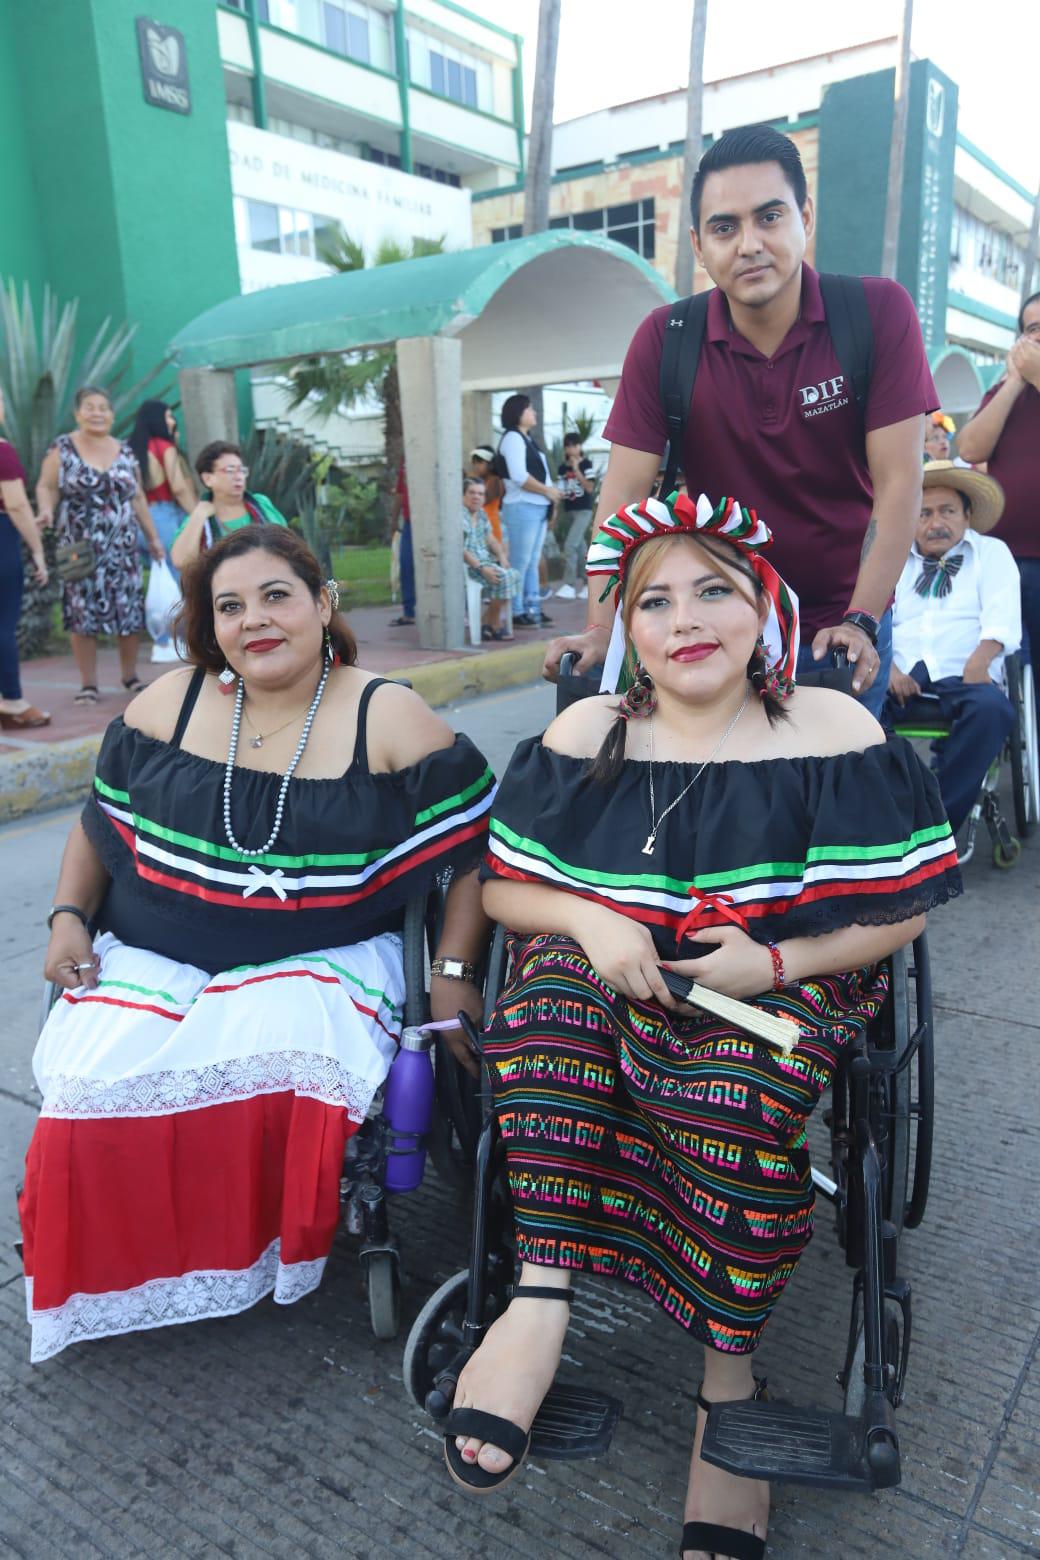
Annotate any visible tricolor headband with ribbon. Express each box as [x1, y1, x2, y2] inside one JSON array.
[[586, 490, 800, 697]]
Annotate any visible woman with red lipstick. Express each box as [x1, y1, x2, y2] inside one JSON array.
[[437, 493, 960, 1558], [21, 526, 494, 1363]]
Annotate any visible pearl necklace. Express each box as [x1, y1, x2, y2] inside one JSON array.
[[223, 665, 329, 858]]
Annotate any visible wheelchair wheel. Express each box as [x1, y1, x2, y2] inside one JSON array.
[[1006, 656, 1038, 838], [881, 949, 912, 1236], [902, 937, 935, 1231], [842, 1294, 904, 1417], [365, 1250, 401, 1340], [402, 895, 429, 1030], [402, 1266, 508, 1409], [993, 837, 1021, 869]]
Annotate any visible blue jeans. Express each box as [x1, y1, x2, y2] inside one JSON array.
[[0, 517, 24, 699], [503, 500, 549, 617], [399, 519, 415, 620], [796, 609, 893, 719], [139, 500, 186, 580], [883, 670, 1016, 834], [1017, 556, 1040, 723]]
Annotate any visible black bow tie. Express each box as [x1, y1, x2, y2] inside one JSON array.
[[914, 553, 964, 599]]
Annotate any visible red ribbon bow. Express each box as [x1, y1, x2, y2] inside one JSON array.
[[676, 886, 751, 947]]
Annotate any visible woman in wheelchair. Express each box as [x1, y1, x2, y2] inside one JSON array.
[[22, 526, 493, 1363], [445, 494, 960, 1559]]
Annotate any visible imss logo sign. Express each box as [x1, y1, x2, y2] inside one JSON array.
[[136, 18, 191, 115]]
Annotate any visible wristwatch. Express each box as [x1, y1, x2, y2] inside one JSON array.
[[841, 610, 880, 647], [430, 957, 477, 982]]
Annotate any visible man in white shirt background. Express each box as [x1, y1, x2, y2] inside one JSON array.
[[886, 461, 1021, 833]]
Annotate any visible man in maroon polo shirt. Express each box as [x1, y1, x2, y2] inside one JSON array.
[[958, 290, 1040, 720], [545, 124, 936, 716]]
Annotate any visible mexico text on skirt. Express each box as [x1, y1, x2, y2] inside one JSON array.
[[484, 935, 889, 1353]]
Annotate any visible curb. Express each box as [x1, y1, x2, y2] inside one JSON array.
[[0, 734, 103, 826], [0, 642, 547, 825], [389, 639, 548, 707]]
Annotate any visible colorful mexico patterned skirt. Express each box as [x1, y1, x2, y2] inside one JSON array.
[[484, 935, 888, 1352], [480, 734, 961, 1351]]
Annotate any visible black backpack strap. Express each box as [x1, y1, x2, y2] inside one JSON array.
[[818, 273, 874, 425], [656, 293, 709, 499]]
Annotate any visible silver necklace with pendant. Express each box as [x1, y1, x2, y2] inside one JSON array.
[[242, 705, 310, 749], [642, 687, 750, 856]]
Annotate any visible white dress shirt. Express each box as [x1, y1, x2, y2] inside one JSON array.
[[892, 528, 1022, 683]]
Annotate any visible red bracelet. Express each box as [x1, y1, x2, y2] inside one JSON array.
[[766, 941, 785, 990]]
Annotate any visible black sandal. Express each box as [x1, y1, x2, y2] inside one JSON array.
[[122, 676, 146, 694], [73, 685, 99, 705], [439, 1285, 572, 1494], [680, 1379, 768, 1560]]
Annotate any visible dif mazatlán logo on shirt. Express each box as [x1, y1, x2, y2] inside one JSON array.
[[798, 375, 851, 419]]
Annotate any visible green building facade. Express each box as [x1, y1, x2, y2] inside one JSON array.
[[0, 0, 240, 388]]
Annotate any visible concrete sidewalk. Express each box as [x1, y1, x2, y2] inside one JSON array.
[[0, 594, 588, 821]]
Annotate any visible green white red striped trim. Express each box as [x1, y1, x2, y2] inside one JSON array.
[[487, 817, 958, 926]]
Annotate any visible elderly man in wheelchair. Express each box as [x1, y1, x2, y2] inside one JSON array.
[[413, 492, 959, 1560], [883, 461, 1022, 850]]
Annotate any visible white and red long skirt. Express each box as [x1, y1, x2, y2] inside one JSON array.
[[20, 930, 404, 1363]]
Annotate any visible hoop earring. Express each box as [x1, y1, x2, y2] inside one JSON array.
[[618, 660, 656, 721]]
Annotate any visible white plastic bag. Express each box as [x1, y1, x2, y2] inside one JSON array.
[[144, 561, 183, 660]]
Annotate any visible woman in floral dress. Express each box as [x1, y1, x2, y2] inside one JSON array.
[[36, 386, 165, 705]]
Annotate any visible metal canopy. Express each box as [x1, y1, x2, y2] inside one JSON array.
[[171, 231, 674, 385]]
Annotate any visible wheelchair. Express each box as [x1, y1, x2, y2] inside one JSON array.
[[403, 655, 937, 1491], [33, 884, 480, 1343], [892, 650, 1039, 868]]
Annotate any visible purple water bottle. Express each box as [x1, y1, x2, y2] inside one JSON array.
[[382, 1026, 435, 1193]]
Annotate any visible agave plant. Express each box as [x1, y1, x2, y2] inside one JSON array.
[[0, 280, 173, 655], [0, 282, 173, 481]]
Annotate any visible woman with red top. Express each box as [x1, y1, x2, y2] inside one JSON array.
[[128, 401, 197, 576], [0, 386, 50, 728]]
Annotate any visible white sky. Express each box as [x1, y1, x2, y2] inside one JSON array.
[[487, 0, 1039, 193]]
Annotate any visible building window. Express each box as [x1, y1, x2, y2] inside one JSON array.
[[951, 203, 1031, 291], [491, 225, 523, 243], [547, 199, 656, 260], [366, 145, 402, 170], [430, 50, 477, 108], [236, 197, 335, 260], [414, 160, 461, 188], [407, 28, 492, 112]]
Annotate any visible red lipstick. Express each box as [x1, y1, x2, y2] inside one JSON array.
[[244, 638, 283, 653], [670, 643, 718, 662]]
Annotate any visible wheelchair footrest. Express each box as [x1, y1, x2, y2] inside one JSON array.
[[529, 1383, 623, 1461], [700, 1399, 898, 1491]]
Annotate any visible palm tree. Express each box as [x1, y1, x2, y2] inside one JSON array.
[[675, 0, 709, 297], [881, 0, 913, 280], [522, 0, 561, 239], [521, 0, 562, 427], [282, 230, 445, 491]]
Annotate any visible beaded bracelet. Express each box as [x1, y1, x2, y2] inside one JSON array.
[[766, 941, 786, 991]]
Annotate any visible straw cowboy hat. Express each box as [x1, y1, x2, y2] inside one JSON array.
[[921, 460, 1005, 533]]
